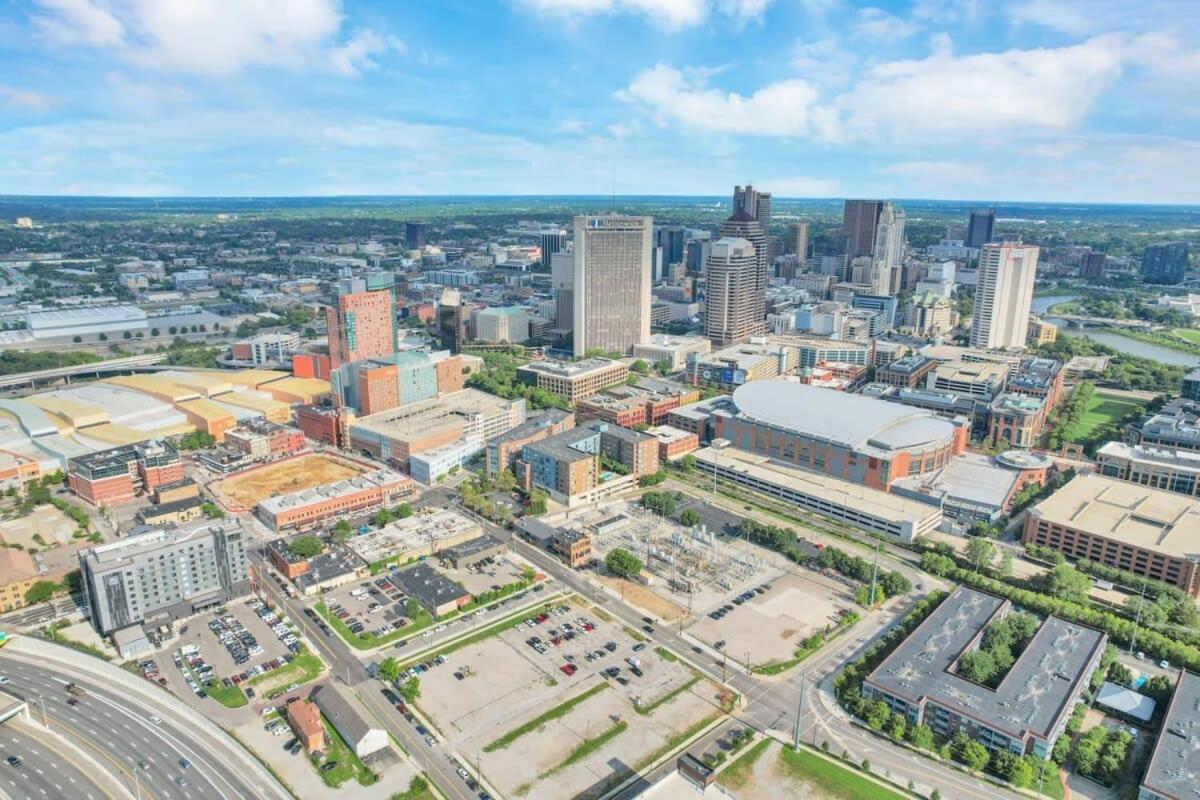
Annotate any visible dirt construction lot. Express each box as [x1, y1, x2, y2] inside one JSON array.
[[210, 453, 367, 508], [415, 600, 726, 800], [686, 570, 854, 668]]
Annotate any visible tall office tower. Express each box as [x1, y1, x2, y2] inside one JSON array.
[[405, 222, 428, 250], [1142, 242, 1190, 285], [965, 208, 996, 248], [326, 274, 398, 369], [539, 229, 566, 268], [719, 210, 769, 318], [870, 205, 907, 295], [1080, 251, 1107, 281], [786, 222, 809, 259], [843, 200, 885, 258], [733, 185, 772, 233], [685, 238, 712, 273], [436, 289, 468, 353], [705, 237, 762, 346], [571, 215, 652, 357], [970, 242, 1040, 350], [550, 251, 574, 334], [655, 225, 686, 267]]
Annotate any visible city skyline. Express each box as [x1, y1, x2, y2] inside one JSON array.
[[0, 0, 1197, 202]]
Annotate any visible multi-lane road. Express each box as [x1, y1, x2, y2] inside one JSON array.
[[0, 646, 291, 800], [0, 717, 116, 800]]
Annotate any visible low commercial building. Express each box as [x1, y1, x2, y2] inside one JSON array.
[[1127, 399, 1200, 452], [136, 496, 204, 526], [693, 446, 942, 542], [876, 355, 937, 389], [310, 684, 388, 758], [516, 358, 629, 404], [231, 332, 300, 365], [645, 425, 699, 462], [294, 550, 362, 596], [153, 478, 199, 505], [257, 468, 415, 532], [928, 361, 1010, 401], [345, 509, 480, 569], [393, 562, 471, 617], [266, 538, 310, 580], [440, 535, 505, 568], [1023, 474, 1200, 597], [295, 403, 345, 448], [1096, 442, 1200, 497], [632, 335, 712, 372], [552, 529, 593, 568], [1138, 670, 1200, 800], [286, 698, 326, 754], [225, 419, 307, 462], [80, 520, 250, 635], [864, 586, 1105, 758], [67, 440, 183, 506], [485, 409, 575, 477], [893, 450, 1053, 524], [575, 377, 699, 428], [685, 341, 793, 389]]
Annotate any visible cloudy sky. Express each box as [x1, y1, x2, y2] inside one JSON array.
[[1, 0, 1197, 201]]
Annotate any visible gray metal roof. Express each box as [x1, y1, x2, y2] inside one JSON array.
[[1142, 670, 1200, 800], [866, 585, 1106, 743], [1094, 682, 1156, 722], [730, 380, 961, 454]]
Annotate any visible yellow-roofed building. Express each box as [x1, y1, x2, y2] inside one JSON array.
[[162, 371, 235, 397], [177, 398, 237, 441], [216, 391, 291, 424], [257, 377, 331, 405], [222, 369, 291, 390], [26, 396, 109, 429], [104, 374, 200, 403]]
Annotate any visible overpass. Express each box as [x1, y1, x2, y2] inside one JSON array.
[[1048, 314, 1154, 330], [0, 353, 169, 390]]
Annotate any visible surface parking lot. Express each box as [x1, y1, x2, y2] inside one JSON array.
[[320, 573, 414, 640], [685, 570, 853, 666], [166, 599, 302, 700], [434, 552, 527, 597], [412, 599, 724, 800]]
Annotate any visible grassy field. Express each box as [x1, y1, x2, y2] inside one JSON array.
[[1173, 328, 1200, 345], [717, 737, 773, 790], [776, 747, 911, 800], [1071, 392, 1145, 442], [483, 682, 610, 752], [204, 681, 248, 708], [249, 648, 325, 695]]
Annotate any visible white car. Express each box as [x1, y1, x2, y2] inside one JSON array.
[[148, 715, 162, 725], [0, 676, 10, 685]]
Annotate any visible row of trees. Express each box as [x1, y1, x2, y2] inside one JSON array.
[[1072, 726, 1132, 786], [956, 611, 1038, 687], [1048, 382, 1095, 451]]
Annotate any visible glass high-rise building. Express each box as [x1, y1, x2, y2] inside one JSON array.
[[571, 215, 652, 357], [965, 208, 996, 248]]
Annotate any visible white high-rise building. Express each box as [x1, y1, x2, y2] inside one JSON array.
[[970, 242, 1040, 350], [572, 215, 653, 357], [871, 204, 906, 295], [705, 237, 761, 346]]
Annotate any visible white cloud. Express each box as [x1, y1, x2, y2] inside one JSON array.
[[0, 86, 55, 111], [554, 117, 587, 135], [841, 35, 1128, 139], [329, 30, 405, 77], [28, 0, 403, 77], [518, 0, 772, 30], [619, 64, 837, 139], [1007, 0, 1092, 35], [32, 0, 124, 46], [853, 7, 918, 40]]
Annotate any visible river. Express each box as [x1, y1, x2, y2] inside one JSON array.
[[1031, 294, 1200, 367]]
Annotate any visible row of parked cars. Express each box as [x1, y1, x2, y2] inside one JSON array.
[[250, 599, 301, 653], [708, 583, 771, 621], [209, 613, 264, 666]]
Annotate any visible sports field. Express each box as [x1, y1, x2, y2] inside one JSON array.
[[211, 453, 366, 508]]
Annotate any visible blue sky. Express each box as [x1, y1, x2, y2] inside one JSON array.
[[0, 0, 1197, 202]]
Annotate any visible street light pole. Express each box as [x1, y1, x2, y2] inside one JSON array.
[[793, 673, 805, 750], [1129, 581, 1147, 655]]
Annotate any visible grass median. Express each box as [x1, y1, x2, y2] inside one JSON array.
[[539, 720, 629, 779], [249, 647, 325, 693], [484, 681, 609, 752], [396, 599, 563, 670]]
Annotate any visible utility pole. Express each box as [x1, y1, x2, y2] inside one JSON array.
[[1129, 581, 1147, 655], [868, 544, 881, 608], [1036, 754, 1048, 799], [722, 648, 728, 683], [792, 673, 805, 750]]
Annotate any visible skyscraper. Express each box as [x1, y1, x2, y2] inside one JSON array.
[[734, 185, 771, 233], [436, 289, 468, 354], [965, 208, 996, 248], [1080, 251, 1107, 281], [571, 215, 652, 357], [970, 242, 1040, 350], [655, 225, 686, 267], [719, 210, 768, 319], [786, 222, 809, 260], [705, 237, 761, 346], [843, 200, 884, 258], [405, 222, 428, 250], [870, 204, 906, 296], [1141, 242, 1190, 285], [539, 229, 566, 268], [550, 251, 574, 336], [326, 274, 398, 369]]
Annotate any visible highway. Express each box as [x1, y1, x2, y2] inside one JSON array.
[[0, 650, 291, 800], [0, 718, 117, 800]]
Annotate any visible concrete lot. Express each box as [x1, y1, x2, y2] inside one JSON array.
[[433, 551, 528, 597], [0, 504, 78, 547], [685, 570, 854, 667], [414, 600, 724, 800]]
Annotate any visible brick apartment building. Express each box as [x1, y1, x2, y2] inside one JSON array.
[[67, 440, 184, 506]]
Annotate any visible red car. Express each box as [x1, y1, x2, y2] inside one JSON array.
[[559, 664, 576, 676]]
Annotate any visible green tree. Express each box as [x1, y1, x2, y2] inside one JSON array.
[[374, 508, 395, 527], [888, 712, 906, 741], [960, 739, 990, 772], [679, 509, 701, 527], [1044, 564, 1092, 603], [404, 599, 422, 620], [24, 580, 59, 605], [958, 649, 997, 684], [998, 550, 1014, 578], [679, 453, 696, 473], [527, 488, 549, 516], [200, 501, 225, 519], [331, 519, 352, 542], [399, 677, 421, 702], [605, 548, 642, 579], [496, 469, 518, 492], [377, 657, 401, 683], [288, 535, 323, 559], [966, 536, 996, 572], [908, 724, 934, 750], [394, 503, 413, 519]]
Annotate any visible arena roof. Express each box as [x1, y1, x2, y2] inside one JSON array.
[[729, 380, 962, 454]]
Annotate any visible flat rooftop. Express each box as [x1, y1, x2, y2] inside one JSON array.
[[518, 358, 623, 378], [351, 389, 518, 441], [1141, 670, 1200, 800], [693, 446, 939, 526], [866, 585, 1106, 742], [1097, 441, 1200, 473], [259, 468, 410, 515], [893, 452, 1018, 512], [933, 361, 1011, 384], [1028, 473, 1200, 560], [344, 509, 479, 564], [489, 409, 572, 445]]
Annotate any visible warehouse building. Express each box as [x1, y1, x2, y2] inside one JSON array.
[[311, 684, 388, 758], [864, 586, 1105, 759], [345, 509, 480, 570], [1023, 474, 1200, 598], [393, 562, 471, 617]]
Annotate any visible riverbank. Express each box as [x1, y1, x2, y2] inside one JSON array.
[[1099, 326, 1200, 357]]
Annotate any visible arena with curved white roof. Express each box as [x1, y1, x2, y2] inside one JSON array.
[[699, 380, 969, 490]]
